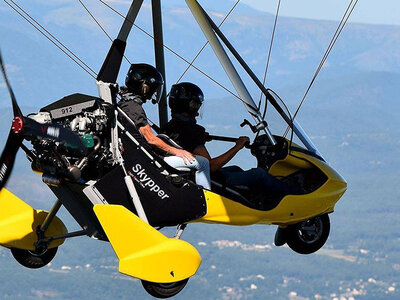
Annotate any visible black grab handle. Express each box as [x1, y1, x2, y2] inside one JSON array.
[[205, 134, 251, 148], [205, 134, 237, 143]]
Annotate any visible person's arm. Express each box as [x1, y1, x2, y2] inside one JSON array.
[[139, 124, 195, 164], [193, 136, 249, 173]]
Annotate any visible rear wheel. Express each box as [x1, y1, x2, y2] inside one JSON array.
[[286, 214, 330, 254], [141, 278, 189, 298], [10, 247, 58, 269]]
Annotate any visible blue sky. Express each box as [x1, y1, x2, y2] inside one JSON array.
[[242, 0, 400, 26]]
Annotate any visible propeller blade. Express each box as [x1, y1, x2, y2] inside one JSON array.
[[0, 51, 85, 191], [0, 51, 22, 117], [23, 117, 86, 152], [0, 51, 23, 191], [0, 130, 23, 191]]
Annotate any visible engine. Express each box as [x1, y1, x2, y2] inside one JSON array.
[[28, 93, 115, 184]]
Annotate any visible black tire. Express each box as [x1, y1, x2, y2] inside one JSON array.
[[286, 214, 330, 254], [141, 278, 189, 299], [10, 247, 58, 269]]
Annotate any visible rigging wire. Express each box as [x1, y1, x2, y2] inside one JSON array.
[[97, 0, 243, 103], [5, 0, 249, 109], [77, 0, 132, 65], [284, 0, 359, 137], [258, 0, 281, 115], [6, 0, 282, 128], [284, 0, 358, 137], [79, 0, 113, 42], [3, 0, 97, 79], [175, 0, 241, 84]]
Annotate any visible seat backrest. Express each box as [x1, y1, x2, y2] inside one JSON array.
[[117, 109, 192, 175]]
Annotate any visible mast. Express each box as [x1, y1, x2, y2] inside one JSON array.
[[151, 0, 168, 127], [97, 0, 144, 86], [96, 0, 144, 165]]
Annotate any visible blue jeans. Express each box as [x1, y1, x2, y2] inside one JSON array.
[[217, 166, 294, 197], [164, 155, 211, 190]]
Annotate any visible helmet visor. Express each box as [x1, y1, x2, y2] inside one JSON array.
[[189, 99, 202, 112], [150, 83, 163, 104], [197, 100, 205, 119]]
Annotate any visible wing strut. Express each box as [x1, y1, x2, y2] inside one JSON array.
[[97, 0, 144, 85], [188, 1, 324, 156], [185, 0, 276, 145]]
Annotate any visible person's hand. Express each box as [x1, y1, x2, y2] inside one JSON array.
[[173, 148, 196, 164], [235, 136, 250, 149]]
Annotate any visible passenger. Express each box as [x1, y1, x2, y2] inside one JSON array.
[[162, 82, 295, 199], [118, 64, 211, 189]]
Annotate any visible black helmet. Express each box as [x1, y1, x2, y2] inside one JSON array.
[[169, 82, 204, 116], [125, 63, 164, 103]]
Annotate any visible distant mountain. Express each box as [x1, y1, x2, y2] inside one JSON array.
[[0, 2, 400, 300], [1, 0, 400, 106]]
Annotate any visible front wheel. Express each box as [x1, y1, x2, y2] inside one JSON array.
[[141, 279, 189, 299], [286, 214, 330, 254], [10, 247, 58, 269]]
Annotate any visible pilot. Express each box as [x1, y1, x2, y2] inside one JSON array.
[[118, 64, 211, 189], [162, 82, 295, 199]]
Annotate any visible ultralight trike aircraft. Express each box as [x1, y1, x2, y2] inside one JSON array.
[[0, 0, 347, 298]]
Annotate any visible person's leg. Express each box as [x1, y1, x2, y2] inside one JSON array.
[[215, 166, 244, 183], [219, 166, 244, 173], [247, 168, 295, 196], [220, 167, 262, 187], [193, 155, 211, 190], [222, 167, 293, 196], [163, 155, 211, 189]]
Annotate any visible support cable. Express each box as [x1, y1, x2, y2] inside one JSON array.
[[79, 0, 113, 42], [175, 0, 241, 84], [98, 0, 242, 102], [4, 0, 97, 79], [6, 0, 246, 108], [258, 0, 281, 116], [5, 0, 248, 118], [292, 0, 358, 121], [284, 0, 358, 137], [77, 0, 132, 65]]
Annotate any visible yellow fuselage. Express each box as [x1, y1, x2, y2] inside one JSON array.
[[193, 150, 347, 226]]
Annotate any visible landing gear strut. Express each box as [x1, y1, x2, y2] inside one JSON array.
[[10, 199, 87, 269]]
